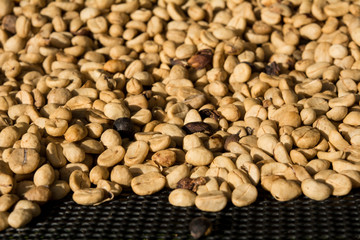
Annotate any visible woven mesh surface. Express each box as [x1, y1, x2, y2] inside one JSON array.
[[1, 188, 360, 239]]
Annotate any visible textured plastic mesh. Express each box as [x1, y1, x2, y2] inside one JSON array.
[[1, 188, 360, 239]]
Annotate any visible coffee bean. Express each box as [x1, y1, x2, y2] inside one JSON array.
[[182, 122, 212, 134], [113, 117, 134, 139], [199, 109, 222, 121]]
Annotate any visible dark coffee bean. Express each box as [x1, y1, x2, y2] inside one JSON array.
[[187, 49, 213, 70], [199, 109, 222, 121], [265, 61, 280, 76], [177, 177, 194, 190], [189, 217, 212, 239], [182, 122, 212, 134], [177, 177, 206, 192], [191, 177, 206, 191], [113, 118, 134, 139]]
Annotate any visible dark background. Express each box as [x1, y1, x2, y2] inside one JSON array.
[[1, 188, 360, 239]]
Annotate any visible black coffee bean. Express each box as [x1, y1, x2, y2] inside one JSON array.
[[199, 109, 222, 121], [113, 118, 134, 139], [182, 122, 212, 134]]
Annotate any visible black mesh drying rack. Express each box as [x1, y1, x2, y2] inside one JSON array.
[[1, 187, 360, 239]]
